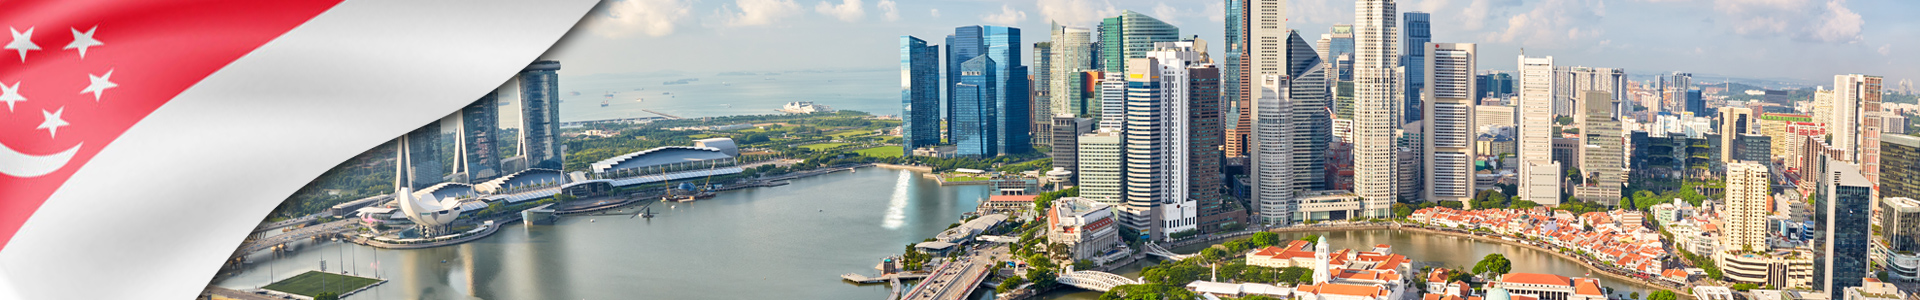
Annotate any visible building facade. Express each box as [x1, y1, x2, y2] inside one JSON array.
[[1724, 162, 1770, 252], [901, 36, 942, 154], [1573, 91, 1623, 203], [1401, 12, 1430, 124], [1817, 161, 1873, 299], [519, 60, 563, 170], [1078, 131, 1125, 207], [1352, 0, 1400, 217], [953, 56, 998, 157], [1517, 56, 1561, 206], [1885, 134, 1920, 200], [1424, 43, 1475, 204]]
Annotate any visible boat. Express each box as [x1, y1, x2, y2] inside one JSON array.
[[601, 99, 609, 107]]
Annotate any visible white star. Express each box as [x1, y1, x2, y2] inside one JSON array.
[[5, 27, 37, 62], [0, 81, 22, 112], [37, 107, 68, 139], [65, 26, 102, 59], [81, 69, 116, 101]]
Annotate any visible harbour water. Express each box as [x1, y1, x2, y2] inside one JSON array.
[[221, 168, 1663, 299], [553, 69, 897, 122]]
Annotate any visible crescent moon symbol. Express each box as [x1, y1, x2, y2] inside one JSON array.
[[0, 142, 82, 178]]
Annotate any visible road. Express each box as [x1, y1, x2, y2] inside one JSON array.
[[237, 219, 358, 254], [202, 287, 290, 300]]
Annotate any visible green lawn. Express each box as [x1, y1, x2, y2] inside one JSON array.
[[856, 146, 903, 158], [262, 271, 380, 297], [945, 175, 989, 182], [800, 142, 851, 151]]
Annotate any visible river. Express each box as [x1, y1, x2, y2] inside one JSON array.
[[218, 168, 1663, 300]]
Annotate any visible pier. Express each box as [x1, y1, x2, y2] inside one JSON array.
[[642, 109, 683, 119]]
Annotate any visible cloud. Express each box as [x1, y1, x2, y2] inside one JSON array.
[[1205, 1, 1225, 23], [1489, 0, 1606, 47], [1881, 44, 1893, 56], [982, 4, 1028, 26], [585, 0, 693, 37], [1152, 3, 1181, 25], [1035, 0, 1117, 26], [1289, 0, 1352, 25], [878, 0, 899, 21], [1456, 0, 1524, 31], [814, 0, 864, 22], [930, 8, 940, 18], [713, 0, 802, 27], [1655, 0, 1864, 44]]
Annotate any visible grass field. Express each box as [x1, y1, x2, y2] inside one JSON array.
[[830, 130, 875, 138], [945, 175, 988, 182], [262, 271, 380, 297], [800, 142, 851, 151], [855, 146, 903, 158]]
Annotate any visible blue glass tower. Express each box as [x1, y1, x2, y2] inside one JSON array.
[[954, 56, 998, 157], [901, 36, 941, 155], [946, 26, 985, 144], [1817, 160, 1873, 299], [519, 60, 563, 170], [983, 26, 1029, 155], [1403, 12, 1431, 123]]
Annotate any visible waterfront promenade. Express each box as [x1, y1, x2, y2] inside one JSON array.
[[1259, 221, 1693, 296]]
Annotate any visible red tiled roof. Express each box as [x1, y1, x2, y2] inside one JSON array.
[[1500, 273, 1572, 286], [989, 195, 1038, 202], [1573, 278, 1603, 295]]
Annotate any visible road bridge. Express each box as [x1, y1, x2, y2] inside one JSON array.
[[1055, 270, 1140, 292], [1143, 242, 1198, 260], [899, 259, 990, 300], [236, 219, 357, 254]]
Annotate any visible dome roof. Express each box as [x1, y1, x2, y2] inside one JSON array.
[[1486, 288, 1512, 300]]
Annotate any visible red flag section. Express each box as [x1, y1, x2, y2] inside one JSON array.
[[0, 0, 343, 248]]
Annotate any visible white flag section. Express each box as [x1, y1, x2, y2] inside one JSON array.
[[0, 1, 597, 299]]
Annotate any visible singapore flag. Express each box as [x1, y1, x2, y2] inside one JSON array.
[[0, 0, 596, 299]]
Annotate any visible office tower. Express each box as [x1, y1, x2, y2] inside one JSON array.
[[985, 26, 1030, 155], [1664, 72, 1693, 113], [1686, 89, 1705, 116], [1232, 0, 1290, 161], [1079, 131, 1124, 207], [1051, 115, 1093, 183], [1328, 25, 1355, 81], [1122, 57, 1168, 236], [1402, 12, 1430, 124], [519, 60, 563, 170], [1224, 0, 1251, 158], [901, 36, 941, 154], [1333, 81, 1356, 142], [1723, 161, 1769, 252], [1099, 72, 1127, 129], [1051, 24, 1095, 118], [1286, 31, 1331, 191], [1397, 125, 1424, 203], [403, 119, 444, 190], [1561, 67, 1627, 117], [1033, 41, 1052, 147], [1189, 63, 1232, 233], [1881, 197, 1920, 254], [1252, 74, 1294, 225], [1814, 89, 1834, 126], [1352, 0, 1399, 217], [1834, 74, 1884, 183], [1099, 11, 1180, 75], [1476, 72, 1515, 101], [1574, 91, 1623, 203], [953, 56, 998, 157], [946, 26, 985, 142], [1517, 55, 1561, 206], [1883, 134, 1920, 200], [1816, 161, 1872, 299], [1720, 107, 1756, 163], [457, 92, 502, 183], [1423, 43, 1474, 204]]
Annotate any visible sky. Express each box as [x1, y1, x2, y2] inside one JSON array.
[[544, 0, 1920, 88]]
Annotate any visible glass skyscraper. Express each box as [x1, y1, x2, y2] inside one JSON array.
[[900, 36, 941, 154], [983, 26, 1029, 155], [459, 91, 502, 182], [1816, 160, 1872, 299], [953, 56, 998, 157], [1099, 11, 1179, 75], [1403, 12, 1431, 123], [519, 60, 563, 170], [945, 26, 984, 143], [1884, 134, 1920, 200]]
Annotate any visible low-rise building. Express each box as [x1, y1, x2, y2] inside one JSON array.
[[1490, 273, 1605, 300], [1045, 198, 1122, 263], [1715, 249, 1815, 289], [1842, 279, 1908, 300], [977, 195, 1036, 216]]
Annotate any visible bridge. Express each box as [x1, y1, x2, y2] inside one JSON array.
[[642, 109, 683, 119], [252, 215, 318, 234], [1055, 269, 1141, 292], [236, 219, 358, 254], [1143, 242, 1198, 260], [899, 258, 991, 300]]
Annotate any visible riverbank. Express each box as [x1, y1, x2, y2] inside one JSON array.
[[1263, 222, 1692, 297]]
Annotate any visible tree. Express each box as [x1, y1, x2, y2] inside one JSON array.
[[1510, 200, 1538, 210], [314, 292, 340, 300], [1647, 290, 1678, 300], [1201, 248, 1228, 262], [1731, 283, 1758, 291], [1250, 232, 1281, 248], [1630, 292, 1640, 300], [1472, 254, 1512, 276]]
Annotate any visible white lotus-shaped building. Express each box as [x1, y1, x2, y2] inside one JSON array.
[[396, 187, 461, 228]]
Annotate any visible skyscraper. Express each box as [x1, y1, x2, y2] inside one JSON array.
[[1517, 55, 1561, 206], [984, 26, 1030, 155], [519, 60, 563, 170], [1423, 43, 1474, 204], [1051, 24, 1095, 118], [1573, 91, 1623, 203], [901, 36, 941, 154], [1099, 72, 1127, 130], [1123, 57, 1169, 234], [946, 26, 985, 143], [953, 56, 998, 157], [457, 92, 502, 183], [1033, 41, 1053, 146], [403, 119, 444, 190], [1402, 12, 1430, 124], [1834, 74, 1883, 184], [1286, 31, 1330, 192], [1816, 160, 1872, 299], [1099, 11, 1180, 75], [1352, 0, 1399, 217], [1187, 62, 1233, 233], [1079, 130, 1124, 207], [1224, 0, 1251, 158], [1720, 107, 1757, 163], [1883, 134, 1920, 200], [1328, 25, 1355, 81], [1051, 115, 1093, 183], [1723, 161, 1769, 252], [1253, 74, 1294, 225]]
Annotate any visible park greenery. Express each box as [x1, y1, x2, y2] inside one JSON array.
[[261, 271, 380, 297], [1471, 254, 1512, 277]]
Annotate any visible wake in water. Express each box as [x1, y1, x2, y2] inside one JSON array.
[[881, 170, 910, 229]]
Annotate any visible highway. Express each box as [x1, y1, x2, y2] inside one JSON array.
[[899, 257, 990, 300], [236, 219, 358, 254]]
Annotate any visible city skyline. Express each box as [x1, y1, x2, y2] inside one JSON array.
[[555, 0, 1918, 85]]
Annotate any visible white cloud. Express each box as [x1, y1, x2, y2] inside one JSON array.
[[982, 4, 1028, 26], [1489, 0, 1606, 47], [814, 0, 864, 22], [585, 0, 692, 37], [930, 8, 941, 18], [878, 0, 899, 21], [1881, 44, 1893, 56], [1289, 0, 1353, 25], [1456, 0, 1524, 31], [1152, 3, 1181, 25], [1035, 0, 1117, 26], [1205, 1, 1225, 23], [713, 0, 802, 27], [1652, 0, 1863, 44]]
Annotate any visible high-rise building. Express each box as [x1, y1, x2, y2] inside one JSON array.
[[1051, 115, 1094, 183], [1816, 160, 1872, 299], [1720, 107, 1757, 164], [1834, 74, 1884, 184], [1079, 130, 1124, 207], [1099, 11, 1180, 75], [403, 119, 444, 190], [1517, 55, 1561, 206], [519, 60, 563, 170], [1188, 63, 1237, 233], [1127, 40, 1213, 239], [1099, 72, 1127, 130], [1883, 134, 1920, 200], [1423, 43, 1474, 204], [1285, 31, 1330, 191], [985, 26, 1030, 155], [1328, 25, 1355, 81], [1224, 0, 1252, 159], [1558, 67, 1627, 118], [1475, 71, 1514, 101], [901, 36, 942, 154], [1033, 41, 1053, 147], [1352, 0, 1400, 217], [457, 92, 502, 183], [1880, 197, 1920, 254], [947, 26, 985, 142], [1252, 74, 1294, 225], [1723, 161, 1770, 252], [1402, 12, 1430, 124], [1686, 89, 1705, 118], [953, 56, 998, 157], [1573, 91, 1623, 203], [1051, 24, 1095, 118]]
